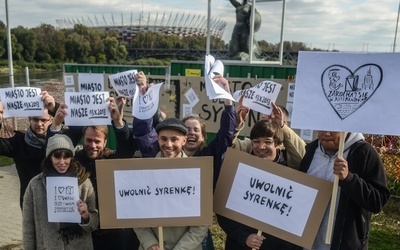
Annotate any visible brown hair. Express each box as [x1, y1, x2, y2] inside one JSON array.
[[182, 116, 208, 146], [250, 120, 283, 145], [82, 125, 109, 139]]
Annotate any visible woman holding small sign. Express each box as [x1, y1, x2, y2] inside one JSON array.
[[22, 134, 98, 249]]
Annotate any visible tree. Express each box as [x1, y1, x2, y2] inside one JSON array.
[[65, 32, 91, 63], [33, 24, 66, 63], [0, 29, 7, 59], [103, 36, 119, 62], [12, 26, 37, 62]]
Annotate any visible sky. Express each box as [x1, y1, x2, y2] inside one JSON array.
[[1, 0, 400, 52]]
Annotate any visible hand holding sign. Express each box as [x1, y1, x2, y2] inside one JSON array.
[[204, 55, 234, 101], [132, 83, 163, 120], [77, 199, 89, 221], [108, 70, 138, 98], [233, 81, 282, 115], [0, 87, 44, 118]]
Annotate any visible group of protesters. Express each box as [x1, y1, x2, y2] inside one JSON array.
[[0, 71, 390, 250]]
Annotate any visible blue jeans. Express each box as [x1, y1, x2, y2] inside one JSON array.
[[202, 229, 214, 250]]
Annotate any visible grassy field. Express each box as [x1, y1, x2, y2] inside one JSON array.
[[0, 156, 14, 167]]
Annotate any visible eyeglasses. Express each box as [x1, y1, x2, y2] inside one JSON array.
[[30, 118, 51, 124], [251, 139, 275, 147]]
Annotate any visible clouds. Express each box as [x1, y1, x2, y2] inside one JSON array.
[[2, 0, 399, 52]]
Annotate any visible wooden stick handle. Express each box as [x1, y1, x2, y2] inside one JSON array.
[[251, 230, 263, 250], [325, 132, 345, 244], [158, 226, 164, 250]]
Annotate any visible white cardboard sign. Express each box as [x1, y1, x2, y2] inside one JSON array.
[[46, 177, 80, 223], [114, 168, 201, 219], [78, 73, 104, 92], [0, 87, 44, 118], [64, 92, 111, 125], [291, 51, 400, 135]]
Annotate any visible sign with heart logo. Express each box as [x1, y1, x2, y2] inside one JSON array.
[[321, 64, 383, 120]]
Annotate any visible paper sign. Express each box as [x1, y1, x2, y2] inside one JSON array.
[[64, 75, 75, 86], [227, 163, 317, 236], [291, 51, 400, 135], [78, 73, 104, 92], [108, 70, 138, 97], [214, 148, 333, 249], [287, 82, 295, 102], [204, 55, 234, 101], [286, 102, 293, 122], [184, 88, 200, 107], [132, 83, 163, 119], [185, 69, 201, 77], [46, 176, 80, 223], [64, 92, 111, 126], [182, 104, 193, 117], [300, 129, 314, 141], [114, 168, 201, 219], [95, 157, 213, 228], [233, 81, 282, 115], [0, 87, 44, 118], [65, 87, 75, 92]]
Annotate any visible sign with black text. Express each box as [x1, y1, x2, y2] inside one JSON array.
[[64, 92, 110, 125], [214, 148, 333, 249], [46, 176, 80, 223], [95, 157, 213, 228], [0, 87, 44, 118]]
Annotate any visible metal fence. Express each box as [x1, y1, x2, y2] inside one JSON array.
[[0, 70, 63, 88]]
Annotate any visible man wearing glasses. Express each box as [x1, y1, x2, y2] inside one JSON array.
[[0, 91, 58, 209]]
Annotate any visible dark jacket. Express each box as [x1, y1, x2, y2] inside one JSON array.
[[300, 137, 390, 250], [0, 131, 46, 208], [193, 105, 236, 188], [0, 105, 59, 209]]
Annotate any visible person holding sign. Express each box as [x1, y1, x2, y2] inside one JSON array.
[[182, 73, 236, 188], [134, 118, 209, 250], [217, 118, 302, 250], [0, 90, 58, 209], [300, 131, 390, 249], [233, 101, 306, 169], [22, 134, 98, 249], [48, 98, 141, 250]]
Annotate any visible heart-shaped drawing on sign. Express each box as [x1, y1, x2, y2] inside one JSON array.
[[58, 186, 65, 194], [321, 64, 383, 120]]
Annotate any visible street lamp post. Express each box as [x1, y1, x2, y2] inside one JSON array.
[[5, 0, 17, 130], [394, 0, 400, 52], [5, 0, 14, 88]]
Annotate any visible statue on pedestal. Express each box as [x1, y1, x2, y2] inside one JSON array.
[[228, 0, 262, 60]]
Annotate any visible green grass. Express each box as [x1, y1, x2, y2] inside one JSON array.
[[0, 155, 14, 167]]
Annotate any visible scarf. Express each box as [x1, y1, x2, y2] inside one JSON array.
[[43, 161, 90, 244], [24, 127, 46, 149]]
